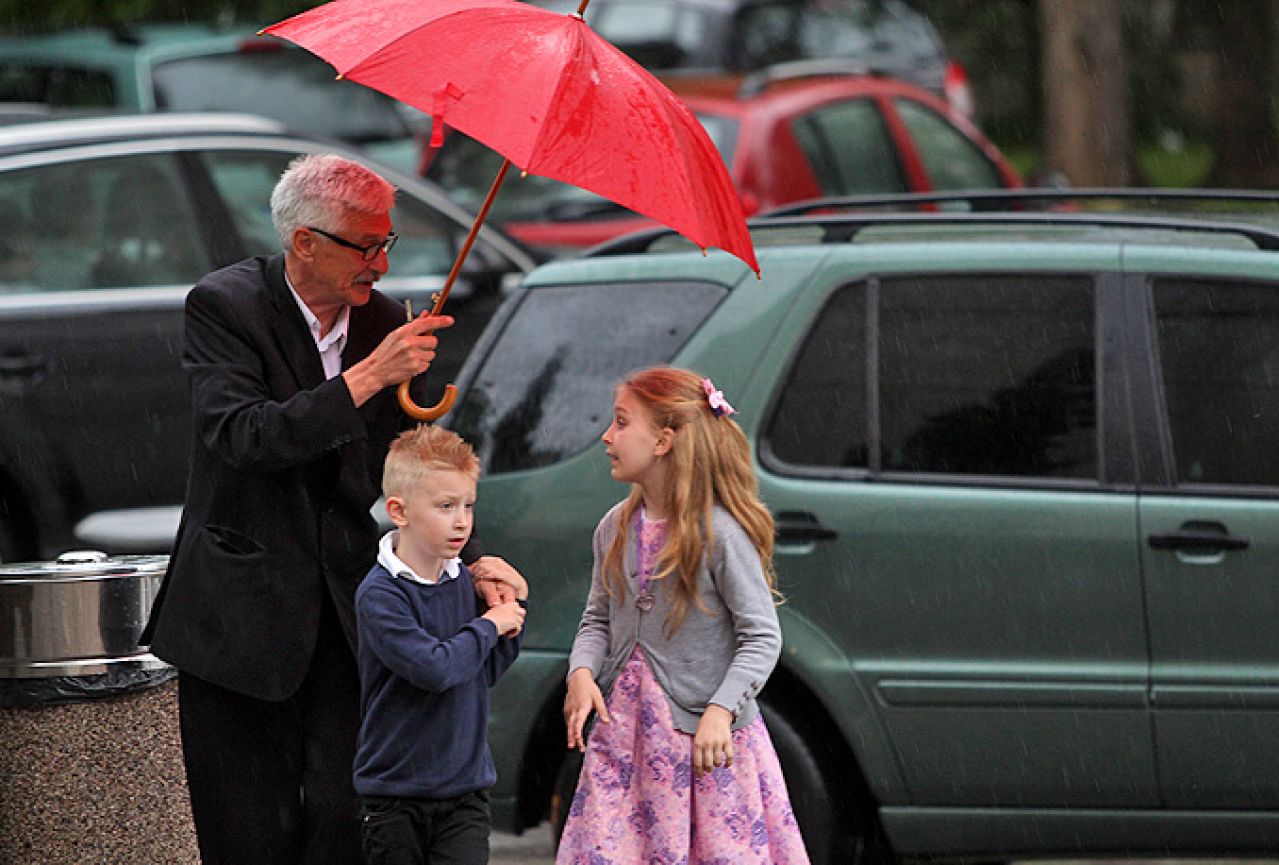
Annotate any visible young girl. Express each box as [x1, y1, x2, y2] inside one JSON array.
[[558, 366, 810, 864]]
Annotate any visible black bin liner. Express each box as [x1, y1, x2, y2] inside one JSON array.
[[0, 665, 176, 708]]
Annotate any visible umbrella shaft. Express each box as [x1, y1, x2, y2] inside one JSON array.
[[434, 158, 513, 315]]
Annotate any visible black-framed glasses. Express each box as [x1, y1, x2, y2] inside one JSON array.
[[307, 226, 398, 261]]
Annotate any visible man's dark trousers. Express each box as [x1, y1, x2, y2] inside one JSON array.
[[179, 595, 362, 865]]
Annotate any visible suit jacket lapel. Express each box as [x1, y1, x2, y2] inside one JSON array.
[[263, 255, 327, 392], [344, 300, 390, 373]]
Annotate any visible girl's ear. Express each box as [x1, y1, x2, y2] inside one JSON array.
[[386, 495, 409, 527], [654, 427, 675, 456]]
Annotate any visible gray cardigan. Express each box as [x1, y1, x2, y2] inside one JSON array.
[[567, 501, 782, 734]]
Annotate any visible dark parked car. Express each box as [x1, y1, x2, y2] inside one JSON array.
[[426, 67, 1018, 256], [0, 113, 538, 562], [532, 0, 974, 114], [447, 190, 1279, 864]]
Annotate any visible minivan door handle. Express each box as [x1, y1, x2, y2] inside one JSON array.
[[1148, 520, 1250, 553], [775, 511, 838, 543]]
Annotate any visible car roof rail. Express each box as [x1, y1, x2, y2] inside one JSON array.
[[585, 206, 1279, 259], [738, 58, 882, 98], [761, 187, 1279, 217], [0, 112, 289, 154]]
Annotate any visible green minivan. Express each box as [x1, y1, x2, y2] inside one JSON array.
[[452, 192, 1279, 863]]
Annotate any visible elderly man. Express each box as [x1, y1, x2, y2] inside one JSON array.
[[144, 154, 520, 865]]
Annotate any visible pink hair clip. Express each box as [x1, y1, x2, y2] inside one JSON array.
[[701, 377, 737, 417]]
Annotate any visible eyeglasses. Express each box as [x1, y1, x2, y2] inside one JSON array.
[[307, 226, 398, 262]]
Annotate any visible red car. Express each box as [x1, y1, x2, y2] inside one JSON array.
[[424, 68, 1022, 256]]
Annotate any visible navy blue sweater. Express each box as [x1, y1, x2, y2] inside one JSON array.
[[353, 563, 522, 799]]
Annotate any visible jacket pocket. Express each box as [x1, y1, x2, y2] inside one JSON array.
[[205, 524, 266, 557]]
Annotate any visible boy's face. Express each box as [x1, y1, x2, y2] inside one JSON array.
[[388, 468, 477, 563]]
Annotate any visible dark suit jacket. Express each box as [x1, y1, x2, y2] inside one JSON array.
[[144, 254, 422, 701]]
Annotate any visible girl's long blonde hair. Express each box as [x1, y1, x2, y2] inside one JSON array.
[[602, 367, 778, 635]]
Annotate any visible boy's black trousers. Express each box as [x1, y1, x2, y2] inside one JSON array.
[[360, 789, 490, 865]]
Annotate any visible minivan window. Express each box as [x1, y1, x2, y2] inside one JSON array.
[[1153, 277, 1279, 486], [453, 281, 725, 473], [881, 275, 1095, 477], [766, 281, 868, 469], [765, 274, 1097, 478]]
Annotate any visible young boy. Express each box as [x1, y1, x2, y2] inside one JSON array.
[[354, 424, 527, 865]]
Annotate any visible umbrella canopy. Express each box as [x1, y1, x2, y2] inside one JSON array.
[[263, 0, 758, 275]]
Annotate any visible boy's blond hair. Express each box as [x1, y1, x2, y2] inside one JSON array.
[[383, 424, 480, 499]]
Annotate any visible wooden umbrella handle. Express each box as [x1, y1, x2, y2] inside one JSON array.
[[397, 159, 512, 421], [397, 380, 457, 421]]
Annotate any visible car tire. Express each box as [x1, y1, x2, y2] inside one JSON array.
[[761, 700, 899, 865]]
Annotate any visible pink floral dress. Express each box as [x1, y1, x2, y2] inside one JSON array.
[[556, 517, 810, 865]]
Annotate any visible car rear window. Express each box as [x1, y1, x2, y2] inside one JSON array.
[[453, 281, 725, 473], [152, 49, 411, 144]]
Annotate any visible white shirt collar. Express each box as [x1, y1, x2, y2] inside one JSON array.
[[285, 271, 350, 380], [378, 530, 461, 585]]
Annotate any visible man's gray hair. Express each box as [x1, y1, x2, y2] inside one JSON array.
[[270, 154, 397, 250]]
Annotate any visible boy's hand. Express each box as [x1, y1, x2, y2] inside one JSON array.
[[483, 600, 525, 637], [471, 555, 528, 603], [564, 667, 610, 752], [692, 704, 734, 778]]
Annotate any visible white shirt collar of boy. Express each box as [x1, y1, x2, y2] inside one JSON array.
[[285, 273, 350, 381], [378, 530, 461, 585]]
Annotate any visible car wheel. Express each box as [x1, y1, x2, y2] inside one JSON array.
[[761, 701, 899, 865]]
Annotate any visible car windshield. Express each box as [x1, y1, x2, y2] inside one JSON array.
[[452, 280, 725, 473], [425, 113, 738, 223], [152, 49, 413, 144]]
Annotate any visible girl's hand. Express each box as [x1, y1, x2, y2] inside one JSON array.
[[693, 704, 735, 778], [564, 667, 610, 751]]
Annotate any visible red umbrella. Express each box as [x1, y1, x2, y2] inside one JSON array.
[[263, 0, 758, 420]]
